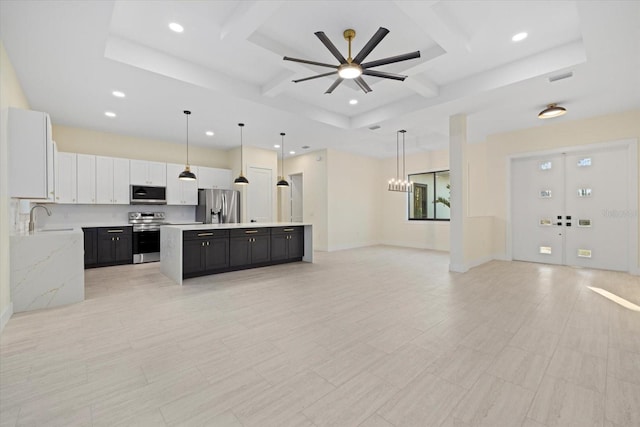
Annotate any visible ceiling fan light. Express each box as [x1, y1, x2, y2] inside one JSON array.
[[538, 103, 567, 119], [338, 63, 362, 79]]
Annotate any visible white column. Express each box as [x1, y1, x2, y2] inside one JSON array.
[[449, 114, 467, 272]]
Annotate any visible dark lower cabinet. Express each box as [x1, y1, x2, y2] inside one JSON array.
[[83, 226, 132, 268], [96, 227, 132, 266], [271, 227, 304, 261], [183, 229, 230, 278], [83, 227, 98, 268]]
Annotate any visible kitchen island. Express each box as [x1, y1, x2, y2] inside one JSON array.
[[161, 223, 313, 285]]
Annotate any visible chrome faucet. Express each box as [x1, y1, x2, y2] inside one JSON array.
[[29, 204, 51, 233]]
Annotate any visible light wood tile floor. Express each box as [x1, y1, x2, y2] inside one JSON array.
[[1, 246, 639, 426]]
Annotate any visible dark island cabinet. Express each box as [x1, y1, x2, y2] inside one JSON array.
[[96, 227, 132, 266], [271, 226, 304, 261], [182, 226, 304, 279], [229, 228, 270, 267], [183, 229, 230, 278]]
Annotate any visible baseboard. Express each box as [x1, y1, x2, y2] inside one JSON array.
[[448, 263, 468, 273], [0, 303, 13, 334]]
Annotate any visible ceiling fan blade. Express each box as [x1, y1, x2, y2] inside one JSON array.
[[325, 78, 344, 94], [362, 69, 407, 81], [283, 56, 338, 69], [361, 51, 421, 69], [292, 71, 338, 83], [352, 27, 389, 64], [314, 31, 347, 64], [354, 77, 372, 93]]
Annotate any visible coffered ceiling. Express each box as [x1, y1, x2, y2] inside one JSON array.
[[1, 1, 638, 158]]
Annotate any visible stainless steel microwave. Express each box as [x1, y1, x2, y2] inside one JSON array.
[[130, 185, 166, 205]]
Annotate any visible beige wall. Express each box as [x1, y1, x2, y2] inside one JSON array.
[[1, 41, 30, 327], [53, 125, 229, 168], [326, 149, 381, 251], [280, 150, 329, 251], [380, 148, 451, 251], [466, 109, 640, 268]]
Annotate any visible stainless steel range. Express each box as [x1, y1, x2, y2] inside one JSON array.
[[129, 211, 167, 264]]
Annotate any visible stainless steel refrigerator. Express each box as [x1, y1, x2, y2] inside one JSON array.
[[196, 189, 241, 224]]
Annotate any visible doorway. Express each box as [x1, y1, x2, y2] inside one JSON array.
[[510, 141, 637, 272], [290, 173, 303, 222]]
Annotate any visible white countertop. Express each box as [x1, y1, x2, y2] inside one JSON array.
[[163, 222, 311, 231], [11, 227, 83, 237]]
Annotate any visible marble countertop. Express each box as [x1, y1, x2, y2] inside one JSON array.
[[163, 222, 311, 231], [11, 228, 83, 237]]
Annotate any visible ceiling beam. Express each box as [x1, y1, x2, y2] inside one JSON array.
[[220, 1, 284, 41]]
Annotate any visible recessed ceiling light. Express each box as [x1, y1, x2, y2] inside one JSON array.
[[349, 99, 358, 105], [512, 32, 528, 42], [302, 145, 310, 149], [104, 111, 116, 118], [205, 131, 214, 136], [169, 22, 184, 33], [274, 144, 280, 148], [289, 151, 295, 155], [112, 90, 125, 98]]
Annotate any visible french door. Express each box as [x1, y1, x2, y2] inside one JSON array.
[[511, 145, 630, 271]]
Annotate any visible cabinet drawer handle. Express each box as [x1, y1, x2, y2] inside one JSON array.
[[107, 229, 124, 233], [245, 230, 258, 234], [283, 228, 294, 232], [197, 232, 213, 236]]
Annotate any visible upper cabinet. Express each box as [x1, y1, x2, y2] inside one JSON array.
[[76, 154, 96, 204], [8, 108, 55, 200], [198, 167, 232, 190], [130, 160, 166, 186], [166, 163, 198, 205], [96, 156, 130, 204], [54, 151, 77, 204]]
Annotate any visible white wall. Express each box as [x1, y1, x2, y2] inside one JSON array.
[[0, 40, 31, 330]]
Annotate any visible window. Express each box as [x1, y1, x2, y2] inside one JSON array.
[[408, 170, 450, 220]]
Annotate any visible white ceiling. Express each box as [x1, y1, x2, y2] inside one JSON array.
[[1, 0, 638, 158]]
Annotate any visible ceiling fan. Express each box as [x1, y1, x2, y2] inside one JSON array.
[[284, 27, 420, 94]]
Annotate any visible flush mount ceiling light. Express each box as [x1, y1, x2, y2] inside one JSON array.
[[112, 90, 125, 98], [234, 123, 249, 185], [388, 130, 413, 193], [169, 22, 184, 33], [284, 27, 421, 94], [277, 133, 289, 188], [538, 103, 567, 119], [512, 32, 528, 42], [104, 111, 116, 118], [178, 110, 196, 181]]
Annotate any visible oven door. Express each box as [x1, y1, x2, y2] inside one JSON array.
[[132, 229, 161, 263]]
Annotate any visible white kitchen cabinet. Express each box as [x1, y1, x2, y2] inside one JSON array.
[[8, 108, 55, 200], [96, 156, 130, 204], [166, 163, 198, 205], [54, 151, 77, 204], [197, 166, 232, 190], [130, 160, 166, 186], [76, 154, 96, 204]]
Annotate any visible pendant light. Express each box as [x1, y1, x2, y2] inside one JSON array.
[[538, 103, 567, 119], [388, 129, 412, 192], [234, 123, 249, 185], [178, 110, 196, 181], [277, 132, 289, 187]]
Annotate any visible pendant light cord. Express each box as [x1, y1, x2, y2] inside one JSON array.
[[396, 131, 400, 181], [239, 123, 244, 173], [281, 133, 285, 179], [186, 113, 189, 165], [402, 130, 406, 180]]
